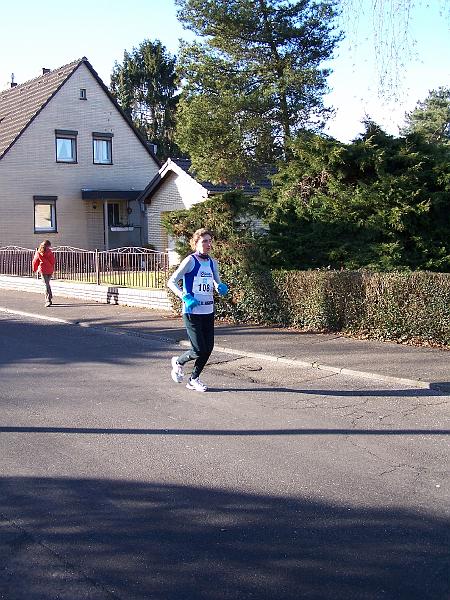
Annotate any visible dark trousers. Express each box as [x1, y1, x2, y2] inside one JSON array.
[[42, 274, 53, 303], [178, 312, 215, 379]]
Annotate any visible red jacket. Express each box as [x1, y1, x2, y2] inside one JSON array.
[[32, 248, 55, 275]]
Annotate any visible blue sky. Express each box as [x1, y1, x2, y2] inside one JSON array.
[[1, 0, 449, 142]]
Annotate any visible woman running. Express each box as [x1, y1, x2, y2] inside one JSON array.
[[167, 228, 228, 392]]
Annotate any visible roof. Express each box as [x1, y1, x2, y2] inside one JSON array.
[[171, 158, 273, 195], [81, 189, 142, 200], [0, 57, 159, 163], [138, 157, 273, 203]]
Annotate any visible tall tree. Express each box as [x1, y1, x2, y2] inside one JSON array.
[[401, 87, 450, 144], [175, 0, 342, 183], [110, 39, 181, 160]]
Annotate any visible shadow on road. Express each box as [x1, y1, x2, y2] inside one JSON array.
[[0, 315, 169, 369], [0, 476, 448, 600], [0, 426, 448, 436], [214, 385, 450, 397]]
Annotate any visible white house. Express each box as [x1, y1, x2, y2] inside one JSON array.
[[137, 157, 272, 263], [0, 57, 160, 250]]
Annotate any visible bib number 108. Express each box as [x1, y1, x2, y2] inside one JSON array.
[[197, 283, 211, 292]]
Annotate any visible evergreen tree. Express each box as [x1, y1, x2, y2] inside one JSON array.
[[110, 39, 181, 160], [401, 87, 450, 144], [175, 0, 342, 183], [258, 123, 450, 271]]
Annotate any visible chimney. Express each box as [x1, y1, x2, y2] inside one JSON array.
[[42, 68, 50, 75], [10, 73, 17, 88]]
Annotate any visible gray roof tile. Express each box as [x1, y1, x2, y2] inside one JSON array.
[[171, 158, 273, 194], [0, 58, 83, 159]]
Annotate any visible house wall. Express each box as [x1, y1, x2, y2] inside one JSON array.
[[146, 171, 208, 253], [0, 63, 158, 250]]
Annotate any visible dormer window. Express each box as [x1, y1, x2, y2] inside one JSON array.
[[80, 88, 87, 100], [55, 129, 77, 163]]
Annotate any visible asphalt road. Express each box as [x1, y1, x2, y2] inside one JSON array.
[[0, 312, 448, 600]]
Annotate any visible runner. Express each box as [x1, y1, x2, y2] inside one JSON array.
[[167, 228, 228, 392]]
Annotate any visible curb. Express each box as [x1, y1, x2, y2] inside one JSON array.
[[189, 341, 437, 391], [2, 306, 446, 392]]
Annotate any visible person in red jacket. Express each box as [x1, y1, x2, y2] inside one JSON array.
[[32, 240, 55, 307]]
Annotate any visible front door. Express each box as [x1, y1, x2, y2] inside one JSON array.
[[106, 201, 140, 249]]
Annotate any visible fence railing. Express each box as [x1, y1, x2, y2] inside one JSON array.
[[0, 246, 169, 289]]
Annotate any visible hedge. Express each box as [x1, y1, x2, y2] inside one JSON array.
[[170, 268, 450, 347]]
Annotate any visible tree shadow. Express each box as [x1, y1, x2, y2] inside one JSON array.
[[0, 315, 171, 369], [0, 476, 447, 600]]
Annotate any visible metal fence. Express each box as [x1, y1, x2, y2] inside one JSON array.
[[0, 246, 169, 289], [0, 246, 34, 277]]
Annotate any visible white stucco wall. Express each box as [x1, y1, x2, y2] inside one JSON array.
[[146, 170, 208, 254]]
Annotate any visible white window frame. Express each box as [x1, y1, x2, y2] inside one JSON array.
[[93, 132, 113, 165], [55, 129, 77, 163], [34, 196, 57, 233]]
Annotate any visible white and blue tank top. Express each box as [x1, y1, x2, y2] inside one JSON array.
[[168, 253, 221, 315]]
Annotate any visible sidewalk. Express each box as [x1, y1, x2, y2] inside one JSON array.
[[0, 288, 449, 392]]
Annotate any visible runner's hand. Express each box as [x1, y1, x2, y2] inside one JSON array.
[[217, 282, 229, 296], [182, 293, 200, 312]]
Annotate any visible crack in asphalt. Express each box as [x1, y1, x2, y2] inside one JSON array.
[[378, 464, 423, 477], [401, 399, 450, 418], [345, 438, 429, 493]]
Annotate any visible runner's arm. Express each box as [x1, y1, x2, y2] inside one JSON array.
[[211, 258, 221, 288], [167, 256, 194, 300]]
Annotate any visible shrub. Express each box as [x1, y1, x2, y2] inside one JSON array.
[[271, 270, 366, 331], [162, 191, 450, 347], [217, 269, 450, 346], [361, 271, 450, 345]]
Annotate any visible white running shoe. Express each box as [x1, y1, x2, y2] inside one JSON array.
[[186, 377, 207, 392], [171, 357, 184, 383]]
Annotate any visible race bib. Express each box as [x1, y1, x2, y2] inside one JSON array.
[[193, 269, 214, 299]]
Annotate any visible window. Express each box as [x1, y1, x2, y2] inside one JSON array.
[[93, 132, 113, 164], [79, 88, 87, 100], [108, 203, 120, 226], [55, 129, 77, 163], [34, 196, 57, 233]]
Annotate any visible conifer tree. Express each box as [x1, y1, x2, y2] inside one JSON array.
[[401, 87, 450, 144], [175, 0, 341, 183], [110, 39, 181, 160]]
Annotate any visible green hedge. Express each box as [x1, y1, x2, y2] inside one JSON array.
[[269, 270, 450, 346], [169, 268, 450, 347], [360, 272, 450, 345]]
